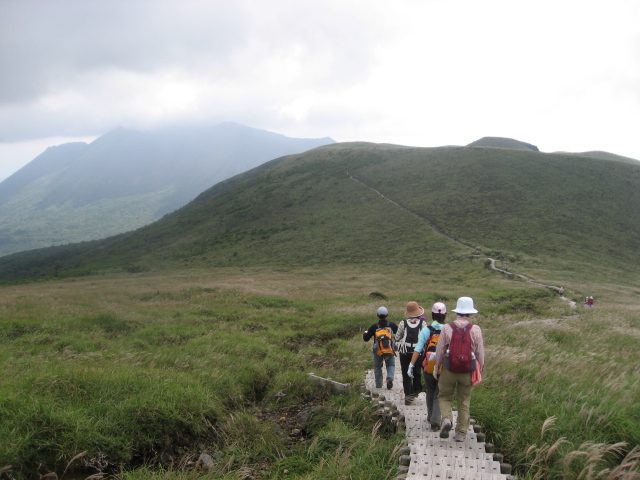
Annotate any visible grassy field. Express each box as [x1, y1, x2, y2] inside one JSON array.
[[1, 263, 639, 480]]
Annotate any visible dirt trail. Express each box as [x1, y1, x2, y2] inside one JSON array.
[[348, 173, 573, 304]]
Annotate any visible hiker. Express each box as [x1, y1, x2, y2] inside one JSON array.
[[395, 301, 426, 404], [559, 287, 564, 295], [407, 302, 447, 430], [587, 296, 594, 307], [363, 307, 398, 390], [433, 297, 484, 442]]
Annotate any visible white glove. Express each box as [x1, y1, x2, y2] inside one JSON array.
[[407, 363, 414, 378]]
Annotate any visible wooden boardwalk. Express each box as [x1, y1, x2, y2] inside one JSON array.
[[364, 366, 514, 480]]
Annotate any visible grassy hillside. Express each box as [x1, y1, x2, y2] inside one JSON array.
[[0, 142, 638, 290], [346, 145, 639, 284]]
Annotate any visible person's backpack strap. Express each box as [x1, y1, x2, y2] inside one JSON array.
[[415, 317, 425, 351]]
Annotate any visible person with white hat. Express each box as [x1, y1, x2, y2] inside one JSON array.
[[363, 306, 398, 390], [432, 297, 485, 442], [407, 301, 447, 429]]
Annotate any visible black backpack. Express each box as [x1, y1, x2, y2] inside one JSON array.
[[403, 318, 423, 345]]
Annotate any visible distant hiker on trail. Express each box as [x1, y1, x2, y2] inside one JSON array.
[[363, 307, 398, 390], [587, 296, 594, 307], [407, 302, 447, 430], [559, 287, 564, 295], [396, 301, 426, 405], [433, 297, 485, 443]]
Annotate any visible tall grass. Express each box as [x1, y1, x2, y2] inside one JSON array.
[[0, 268, 410, 479], [520, 417, 640, 480], [1, 266, 638, 479], [472, 290, 640, 479]]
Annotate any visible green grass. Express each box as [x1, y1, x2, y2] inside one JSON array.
[[0, 268, 412, 478], [1, 266, 639, 479]]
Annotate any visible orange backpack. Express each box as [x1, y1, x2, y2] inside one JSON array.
[[422, 328, 441, 374], [374, 325, 396, 359]]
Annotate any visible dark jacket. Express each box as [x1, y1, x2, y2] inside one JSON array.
[[363, 319, 398, 342]]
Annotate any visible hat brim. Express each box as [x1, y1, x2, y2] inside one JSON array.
[[405, 306, 425, 317], [452, 308, 478, 314]]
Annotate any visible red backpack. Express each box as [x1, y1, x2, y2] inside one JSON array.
[[447, 323, 476, 373]]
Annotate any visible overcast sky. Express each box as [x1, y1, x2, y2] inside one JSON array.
[[1, 0, 639, 181]]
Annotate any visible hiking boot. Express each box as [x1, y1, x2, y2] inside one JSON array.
[[430, 422, 440, 431], [386, 378, 393, 390], [404, 395, 415, 405], [453, 432, 466, 442], [439, 419, 452, 438]]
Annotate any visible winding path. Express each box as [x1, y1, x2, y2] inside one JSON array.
[[348, 173, 568, 295]]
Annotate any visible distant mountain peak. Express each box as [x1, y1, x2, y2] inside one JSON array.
[[0, 123, 335, 257], [467, 137, 539, 152]]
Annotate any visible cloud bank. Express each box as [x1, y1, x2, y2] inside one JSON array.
[[1, 0, 639, 179]]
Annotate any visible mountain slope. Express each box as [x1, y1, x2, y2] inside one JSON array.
[[0, 141, 638, 284], [0, 123, 335, 256], [0, 142, 89, 203], [561, 150, 640, 165]]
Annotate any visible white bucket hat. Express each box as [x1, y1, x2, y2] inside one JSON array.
[[377, 306, 388, 316], [452, 297, 478, 314]]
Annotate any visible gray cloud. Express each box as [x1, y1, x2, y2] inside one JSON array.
[[0, 0, 388, 145], [0, 1, 248, 103], [1, 0, 639, 177]]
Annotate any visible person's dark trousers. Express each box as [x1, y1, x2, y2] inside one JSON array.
[[423, 371, 441, 425], [399, 351, 422, 397]]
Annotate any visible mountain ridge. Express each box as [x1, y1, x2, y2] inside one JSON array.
[[0, 123, 335, 256], [0, 141, 637, 286]]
